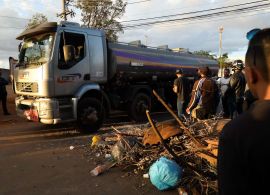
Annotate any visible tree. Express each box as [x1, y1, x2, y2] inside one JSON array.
[[193, 50, 216, 59], [25, 13, 48, 30], [57, 0, 76, 21], [218, 53, 230, 68], [76, 0, 126, 41]]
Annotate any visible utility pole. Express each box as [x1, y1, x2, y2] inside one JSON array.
[[62, 0, 67, 21], [219, 26, 224, 76], [145, 35, 148, 46], [219, 26, 224, 58], [58, 0, 75, 21]]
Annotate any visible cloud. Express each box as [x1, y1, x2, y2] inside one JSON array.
[[0, 0, 270, 69], [119, 0, 270, 59], [0, 0, 63, 69]]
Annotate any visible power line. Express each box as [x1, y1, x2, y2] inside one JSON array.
[[105, 5, 270, 31], [127, 0, 150, 5], [122, 0, 270, 23], [124, 0, 235, 18], [122, 2, 270, 29], [0, 2, 269, 31], [0, 15, 29, 20], [73, 0, 150, 5], [0, 26, 25, 29], [152, 10, 270, 32]]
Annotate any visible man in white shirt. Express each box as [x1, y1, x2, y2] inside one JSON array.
[[217, 68, 231, 117]]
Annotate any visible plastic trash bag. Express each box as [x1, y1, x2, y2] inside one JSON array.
[[111, 137, 138, 161], [149, 157, 182, 191]]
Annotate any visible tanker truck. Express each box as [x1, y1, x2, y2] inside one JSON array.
[[14, 21, 218, 132]]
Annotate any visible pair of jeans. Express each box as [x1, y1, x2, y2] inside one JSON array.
[[228, 97, 244, 119], [177, 99, 185, 118], [221, 96, 230, 117], [236, 97, 244, 115]]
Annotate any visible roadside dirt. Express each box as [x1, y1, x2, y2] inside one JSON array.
[[0, 85, 178, 195]]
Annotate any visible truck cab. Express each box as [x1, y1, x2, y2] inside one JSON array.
[[15, 22, 109, 131]]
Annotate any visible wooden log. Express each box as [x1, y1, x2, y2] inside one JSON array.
[[143, 119, 183, 145], [146, 110, 180, 163], [152, 90, 206, 149]]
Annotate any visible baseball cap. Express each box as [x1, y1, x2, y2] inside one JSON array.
[[246, 28, 261, 41], [175, 69, 183, 74], [233, 60, 244, 70]]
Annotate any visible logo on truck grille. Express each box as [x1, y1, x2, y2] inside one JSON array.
[[57, 73, 82, 83], [16, 82, 38, 93]]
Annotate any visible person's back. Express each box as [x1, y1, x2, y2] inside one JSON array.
[[226, 62, 246, 117], [218, 28, 270, 195], [173, 69, 190, 117], [175, 76, 190, 102], [186, 67, 219, 119], [230, 70, 246, 98], [218, 101, 270, 194], [201, 77, 219, 115]]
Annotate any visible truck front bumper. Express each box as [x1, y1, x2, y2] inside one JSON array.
[[15, 97, 61, 124]]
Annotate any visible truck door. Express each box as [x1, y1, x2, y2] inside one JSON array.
[[54, 31, 89, 96], [87, 34, 107, 83]]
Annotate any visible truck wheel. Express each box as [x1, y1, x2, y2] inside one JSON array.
[[129, 93, 151, 122], [77, 97, 105, 132]]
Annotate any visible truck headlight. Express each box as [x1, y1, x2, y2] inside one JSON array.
[[39, 101, 51, 111], [38, 100, 59, 118]]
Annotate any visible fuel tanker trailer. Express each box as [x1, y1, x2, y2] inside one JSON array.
[[14, 21, 218, 132]]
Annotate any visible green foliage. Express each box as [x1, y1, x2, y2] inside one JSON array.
[[25, 13, 48, 30], [218, 53, 230, 68], [193, 50, 216, 59], [76, 0, 126, 41], [57, 0, 76, 20]]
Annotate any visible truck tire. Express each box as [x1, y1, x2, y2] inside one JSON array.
[[77, 97, 105, 132], [129, 93, 151, 122]]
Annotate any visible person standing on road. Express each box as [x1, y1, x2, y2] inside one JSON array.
[[186, 66, 219, 119], [0, 70, 10, 115], [225, 60, 246, 118], [217, 68, 231, 117], [218, 28, 270, 195], [173, 69, 190, 118]]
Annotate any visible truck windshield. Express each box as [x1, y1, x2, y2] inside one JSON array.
[[19, 33, 55, 68]]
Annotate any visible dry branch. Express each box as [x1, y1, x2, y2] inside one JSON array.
[[153, 90, 206, 148], [146, 110, 180, 163]]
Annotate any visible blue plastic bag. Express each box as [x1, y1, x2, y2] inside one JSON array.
[[149, 157, 182, 191]]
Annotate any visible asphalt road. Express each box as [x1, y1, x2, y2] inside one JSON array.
[[0, 88, 178, 195]]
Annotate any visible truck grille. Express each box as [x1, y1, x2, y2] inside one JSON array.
[[16, 82, 38, 93]]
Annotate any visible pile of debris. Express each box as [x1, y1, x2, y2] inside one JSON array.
[[87, 91, 229, 194]]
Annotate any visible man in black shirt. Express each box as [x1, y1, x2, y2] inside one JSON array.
[[226, 60, 246, 118], [173, 69, 190, 118], [0, 70, 10, 115], [218, 28, 270, 194]]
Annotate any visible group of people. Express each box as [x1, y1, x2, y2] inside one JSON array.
[[174, 59, 249, 120], [174, 28, 270, 194]]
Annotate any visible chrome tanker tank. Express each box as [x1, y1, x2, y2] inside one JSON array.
[[107, 42, 218, 82]]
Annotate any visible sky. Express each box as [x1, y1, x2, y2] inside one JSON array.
[[0, 0, 269, 69]]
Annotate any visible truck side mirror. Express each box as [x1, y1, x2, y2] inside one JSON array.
[[63, 45, 75, 63]]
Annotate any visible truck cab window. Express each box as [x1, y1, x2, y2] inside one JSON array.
[[58, 32, 85, 69], [18, 33, 54, 68]]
